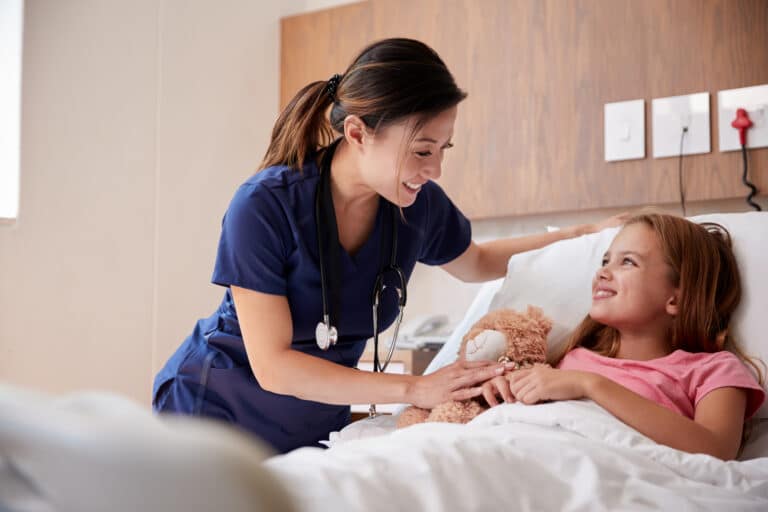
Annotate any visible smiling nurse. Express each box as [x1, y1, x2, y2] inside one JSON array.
[[152, 38, 624, 454]]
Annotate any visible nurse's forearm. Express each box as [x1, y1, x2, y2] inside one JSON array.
[[444, 213, 628, 282], [258, 349, 415, 405], [443, 226, 589, 283], [476, 226, 589, 280]]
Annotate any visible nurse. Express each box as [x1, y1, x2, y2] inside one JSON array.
[[153, 37, 623, 454]]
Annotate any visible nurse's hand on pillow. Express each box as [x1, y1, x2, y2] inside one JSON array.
[[568, 212, 630, 237], [407, 360, 515, 409]]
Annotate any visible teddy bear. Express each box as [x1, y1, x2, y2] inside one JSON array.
[[396, 306, 552, 428]]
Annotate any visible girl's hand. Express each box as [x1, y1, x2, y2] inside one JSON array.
[[480, 375, 516, 407], [505, 366, 596, 405], [408, 360, 516, 409]]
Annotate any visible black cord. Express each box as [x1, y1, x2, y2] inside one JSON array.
[[678, 127, 688, 216], [741, 144, 762, 211]]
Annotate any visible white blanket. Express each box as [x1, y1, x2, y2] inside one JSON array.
[[265, 401, 768, 511]]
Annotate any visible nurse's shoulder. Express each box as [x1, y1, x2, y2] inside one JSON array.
[[234, 159, 319, 201], [215, 162, 321, 272], [223, 159, 319, 225]]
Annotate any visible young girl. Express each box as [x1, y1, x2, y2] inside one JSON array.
[[481, 213, 765, 460]]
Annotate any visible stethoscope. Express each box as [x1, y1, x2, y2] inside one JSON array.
[[193, 139, 407, 420], [314, 138, 407, 417]]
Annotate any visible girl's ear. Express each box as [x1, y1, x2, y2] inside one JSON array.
[[343, 115, 372, 150], [666, 289, 680, 316]]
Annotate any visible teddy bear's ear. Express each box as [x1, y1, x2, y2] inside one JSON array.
[[527, 305, 553, 333], [526, 305, 542, 318]]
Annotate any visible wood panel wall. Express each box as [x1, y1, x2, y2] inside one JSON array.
[[281, 0, 768, 219]]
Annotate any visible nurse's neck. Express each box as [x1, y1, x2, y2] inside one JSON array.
[[328, 140, 378, 216]]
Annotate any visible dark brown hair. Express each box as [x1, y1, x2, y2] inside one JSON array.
[[554, 212, 764, 379], [259, 38, 467, 171]]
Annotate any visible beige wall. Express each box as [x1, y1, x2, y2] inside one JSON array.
[[0, 0, 159, 402], [1, 0, 764, 406], [0, 0, 355, 405]]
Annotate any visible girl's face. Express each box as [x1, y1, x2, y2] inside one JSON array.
[[590, 223, 679, 331], [358, 106, 457, 207]]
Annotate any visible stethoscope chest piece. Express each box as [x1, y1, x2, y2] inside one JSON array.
[[315, 316, 338, 350]]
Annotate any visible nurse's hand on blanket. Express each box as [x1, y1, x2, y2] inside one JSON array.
[[501, 366, 597, 405], [408, 360, 517, 409]]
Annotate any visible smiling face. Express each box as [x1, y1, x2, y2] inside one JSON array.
[[590, 223, 680, 332], [358, 106, 457, 207]]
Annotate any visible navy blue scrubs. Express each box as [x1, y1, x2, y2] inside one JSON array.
[[152, 158, 471, 454]]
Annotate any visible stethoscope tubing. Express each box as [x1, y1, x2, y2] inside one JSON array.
[[315, 139, 407, 352]]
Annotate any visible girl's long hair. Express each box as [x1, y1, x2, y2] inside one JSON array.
[[259, 38, 467, 173], [553, 213, 764, 452]]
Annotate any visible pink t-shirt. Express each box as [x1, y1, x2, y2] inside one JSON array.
[[557, 347, 765, 419]]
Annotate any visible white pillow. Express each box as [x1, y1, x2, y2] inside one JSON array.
[[489, 226, 621, 361], [427, 212, 768, 418]]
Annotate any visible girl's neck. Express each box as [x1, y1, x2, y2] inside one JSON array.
[[614, 326, 673, 361]]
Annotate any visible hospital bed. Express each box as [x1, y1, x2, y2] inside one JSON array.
[[2, 212, 767, 511]]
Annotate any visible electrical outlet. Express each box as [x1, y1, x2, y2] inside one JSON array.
[[652, 92, 710, 158], [604, 99, 645, 161], [717, 84, 768, 152]]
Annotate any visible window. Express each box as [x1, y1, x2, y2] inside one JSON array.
[[0, 0, 23, 220]]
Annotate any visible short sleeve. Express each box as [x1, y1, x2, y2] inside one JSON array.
[[690, 352, 766, 420], [211, 183, 291, 295], [417, 182, 472, 265]]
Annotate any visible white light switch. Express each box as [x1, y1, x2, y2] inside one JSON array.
[[717, 84, 768, 152], [652, 92, 710, 159], [604, 99, 645, 162]]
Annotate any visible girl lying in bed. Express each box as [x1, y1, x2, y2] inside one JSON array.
[[480, 213, 765, 460]]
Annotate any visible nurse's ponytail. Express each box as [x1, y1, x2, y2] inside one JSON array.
[[259, 38, 467, 171], [259, 79, 335, 171]]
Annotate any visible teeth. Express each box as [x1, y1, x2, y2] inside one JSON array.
[[595, 290, 616, 298], [404, 181, 421, 191]]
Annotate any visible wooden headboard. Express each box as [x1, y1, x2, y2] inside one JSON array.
[[281, 0, 768, 219]]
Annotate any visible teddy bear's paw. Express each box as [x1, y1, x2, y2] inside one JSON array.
[[427, 400, 489, 424], [396, 406, 431, 429]]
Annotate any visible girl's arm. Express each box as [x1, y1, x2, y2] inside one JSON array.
[[441, 213, 628, 282], [502, 366, 747, 460], [231, 286, 509, 408], [585, 375, 746, 460]]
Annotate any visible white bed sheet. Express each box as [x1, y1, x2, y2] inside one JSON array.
[[266, 401, 768, 511]]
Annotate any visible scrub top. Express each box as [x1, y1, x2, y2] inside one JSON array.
[[152, 156, 471, 454]]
